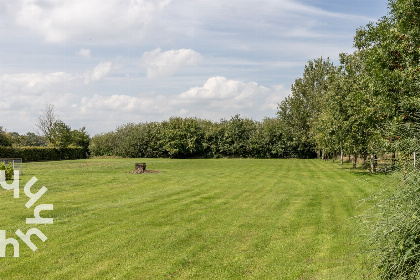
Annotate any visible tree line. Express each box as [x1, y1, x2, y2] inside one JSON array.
[[1, 0, 419, 172], [0, 104, 90, 159], [89, 115, 305, 159], [90, 0, 419, 171]]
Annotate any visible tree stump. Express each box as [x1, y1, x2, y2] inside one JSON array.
[[134, 163, 146, 174]]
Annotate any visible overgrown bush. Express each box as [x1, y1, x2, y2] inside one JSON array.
[[362, 167, 420, 279], [361, 119, 420, 279]]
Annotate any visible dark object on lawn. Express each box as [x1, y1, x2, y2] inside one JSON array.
[[130, 163, 160, 174], [134, 163, 146, 173]]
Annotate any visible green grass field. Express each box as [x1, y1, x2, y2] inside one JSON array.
[[0, 158, 386, 279]]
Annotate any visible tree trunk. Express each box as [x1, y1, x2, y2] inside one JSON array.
[[370, 154, 376, 173], [134, 163, 146, 174], [340, 149, 344, 165], [391, 151, 396, 168], [353, 154, 358, 169]]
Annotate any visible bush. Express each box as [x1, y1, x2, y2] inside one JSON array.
[[361, 166, 420, 279], [0, 162, 14, 180]]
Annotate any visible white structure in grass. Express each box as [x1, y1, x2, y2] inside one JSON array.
[[0, 171, 53, 257]]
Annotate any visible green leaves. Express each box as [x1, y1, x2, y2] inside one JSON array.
[[160, 117, 204, 158], [0, 127, 12, 147], [0, 162, 14, 180], [48, 121, 72, 149], [277, 58, 335, 158]]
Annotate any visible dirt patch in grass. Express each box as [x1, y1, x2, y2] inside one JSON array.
[[128, 169, 161, 174]]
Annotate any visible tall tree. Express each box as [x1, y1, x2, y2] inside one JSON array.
[[36, 104, 58, 140], [48, 121, 72, 149], [354, 0, 420, 151], [277, 57, 335, 158]]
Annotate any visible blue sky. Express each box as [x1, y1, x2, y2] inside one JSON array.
[[0, 0, 388, 135]]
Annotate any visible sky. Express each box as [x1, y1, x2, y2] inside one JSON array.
[[0, 0, 389, 135]]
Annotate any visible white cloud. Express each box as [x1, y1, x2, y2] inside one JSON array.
[[75, 77, 288, 132], [0, 64, 114, 133], [2, 0, 385, 135], [84, 62, 112, 84], [0, 71, 77, 132], [11, 0, 172, 43], [180, 76, 267, 102], [175, 76, 289, 117], [76, 48, 91, 58], [0, 63, 114, 92], [141, 48, 202, 78], [80, 94, 168, 114], [260, 85, 290, 111], [1, 72, 75, 94], [0, 70, 289, 134]]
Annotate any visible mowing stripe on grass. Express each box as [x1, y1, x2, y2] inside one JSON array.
[[0, 158, 386, 279]]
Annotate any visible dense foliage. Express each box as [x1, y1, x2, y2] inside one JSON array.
[[89, 116, 295, 159], [0, 162, 14, 180], [0, 126, 12, 147], [0, 146, 88, 161], [348, 0, 420, 278]]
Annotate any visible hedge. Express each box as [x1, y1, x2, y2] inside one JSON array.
[[0, 146, 88, 162]]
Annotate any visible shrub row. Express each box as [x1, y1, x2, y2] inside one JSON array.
[[0, 146, 88, 162], [89, 116, 316, 159]]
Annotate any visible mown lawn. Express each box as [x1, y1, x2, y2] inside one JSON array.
[[0, 158, 386, 279]]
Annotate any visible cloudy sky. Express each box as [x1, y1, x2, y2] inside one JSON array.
[[0, 0, 388, 135]]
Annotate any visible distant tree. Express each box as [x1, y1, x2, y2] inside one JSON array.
[[71, 127, 90, 153], [35, 103, 87, 149], [89, 132, 117, 156], [25, 132, 48, 146], [36, 104, 58, 141], [10, 132, 47, 147], [48, 121, 72, 149], [0, 126, 12, 146]]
